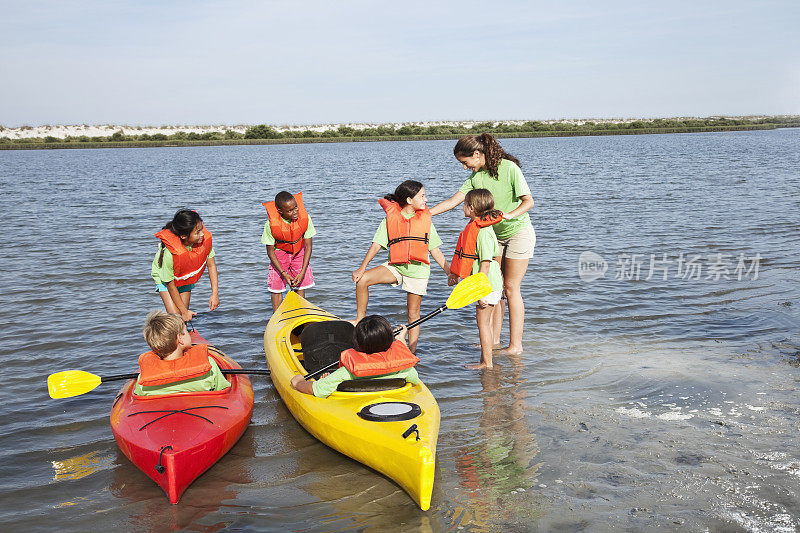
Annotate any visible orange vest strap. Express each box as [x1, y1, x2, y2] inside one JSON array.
[[450, 214, 501, 278], [138, 344, 212, 386], [339, 340, 419, 378], [263, 192, 309, 254], [378, 199, 431, 265], [154, 225, 213, 287]]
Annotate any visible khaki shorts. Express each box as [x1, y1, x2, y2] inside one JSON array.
[[381, 262, 428, 296], [497, 223, 536, 260]]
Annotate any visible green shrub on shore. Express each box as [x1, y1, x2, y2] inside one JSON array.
[[7, 116, 798, 150], [245, 125, 282, 139]]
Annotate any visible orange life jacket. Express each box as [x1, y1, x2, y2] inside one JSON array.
[[339, 340, 420, 377], [154, 225, 213, 287], [378, 198, 431, 265], [137, 344, 212, 387], [262, 192, 309, 254], [450, 214, 503, 278]]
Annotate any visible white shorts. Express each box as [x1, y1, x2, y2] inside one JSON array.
[[381, 263, 428, 296], [478, 290, 503, 306]]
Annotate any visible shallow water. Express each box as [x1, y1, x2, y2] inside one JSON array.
[[1, 129, 799, 532]]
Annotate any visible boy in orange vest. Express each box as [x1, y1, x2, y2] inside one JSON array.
[[262, 191, 316, 312], [134, 311, 230, 396], [290, 317, 418, 398]]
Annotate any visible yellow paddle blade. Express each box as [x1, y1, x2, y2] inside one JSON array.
[[47, 370, 102, 399], [445, 273, 493, 309]]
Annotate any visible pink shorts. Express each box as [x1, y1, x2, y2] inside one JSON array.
[[267, 248, 315, 293]]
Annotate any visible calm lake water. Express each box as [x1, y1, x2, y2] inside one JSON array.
[[1, 129, 799, 532]]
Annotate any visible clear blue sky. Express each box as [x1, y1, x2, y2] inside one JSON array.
[[1, 1, 798, 126]]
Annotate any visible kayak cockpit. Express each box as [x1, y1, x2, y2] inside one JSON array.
[[289, 320, 411, 393]]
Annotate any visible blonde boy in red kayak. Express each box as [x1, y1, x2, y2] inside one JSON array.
[[134, 311, 230, 396]]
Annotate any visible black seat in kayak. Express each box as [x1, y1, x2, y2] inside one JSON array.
[[300, 320, 355, 376], [336, 378, 408, 392]]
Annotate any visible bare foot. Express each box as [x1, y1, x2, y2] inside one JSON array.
[[464, 362, 493, 370], [495, 346, 523, 356]]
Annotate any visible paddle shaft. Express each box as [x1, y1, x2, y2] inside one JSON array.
[[303, 304, 448, 381], [393, 304, 447, 335], [100, 368, 271, 383]]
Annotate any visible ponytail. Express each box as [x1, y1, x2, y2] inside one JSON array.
[[157, 209, 203, 267], [384, 180, 423, 206], [453, 133, 521, 178], [464, 188, 502, 220]]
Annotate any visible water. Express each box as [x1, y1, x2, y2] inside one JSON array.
[[1, 129, 799, 532]]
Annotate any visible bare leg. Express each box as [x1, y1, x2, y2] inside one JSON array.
[[270, 292, 283, 313], [406, 292, 422, 353], [466, 303, 495, 369], [489, 253, 504, 346], [180, 291, 191, 309], [297, 289, 305, 298], [496, 257, 530, 356], [491, 298, 505, 346], [355, 266, 397, 321]]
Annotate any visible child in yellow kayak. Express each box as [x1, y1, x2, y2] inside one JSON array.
[[152, 209, 219, 322], [448, 189, 504, 369], [262, 191, 316, 312], [352, 180, 450, 352], [134, 311, 230, 396], [291, 316, 418, 398]]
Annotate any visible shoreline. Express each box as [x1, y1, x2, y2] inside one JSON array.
[[0, 123, 793, 151], [1, 116, 797, 151]]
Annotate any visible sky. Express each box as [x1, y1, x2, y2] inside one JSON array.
[[1, 0, 798, 127]]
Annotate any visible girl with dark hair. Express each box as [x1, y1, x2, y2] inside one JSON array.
[[352, 180, 450, 352], [152, 209, 219, 322], [448, 189, 504, 369], [431, 133, 535, 356], [290, 319, 418, 398]]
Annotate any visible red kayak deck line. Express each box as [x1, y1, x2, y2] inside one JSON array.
[[110, 330, 254, 504]]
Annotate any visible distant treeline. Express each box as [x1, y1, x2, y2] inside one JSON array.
[[2, 116, 798, 150]]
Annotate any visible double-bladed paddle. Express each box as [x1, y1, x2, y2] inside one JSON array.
[[302, 272, 492, 380], [47, 368, 271, 399]]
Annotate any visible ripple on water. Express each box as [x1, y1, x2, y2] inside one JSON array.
[[1, 131, 799, 529]]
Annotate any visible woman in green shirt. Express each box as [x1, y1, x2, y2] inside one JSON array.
[[431, 134, 535, 356]]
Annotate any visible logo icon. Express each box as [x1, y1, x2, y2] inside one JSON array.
[[578, 251, 607, 282]]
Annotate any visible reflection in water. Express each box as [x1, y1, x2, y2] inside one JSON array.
[[52, 450, 115, 482], [454, 354, 543, 525], [108, 427, 256, 532]]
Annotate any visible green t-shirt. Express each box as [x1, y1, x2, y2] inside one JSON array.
[[474, 227, 503, 292], [459, 159, 533, 240], [261, 215, 317, 245], [134, 356, 231, 396], [372, 214, 442, 279], [311, 365, 420, 399], [151, 245, 216, 285]]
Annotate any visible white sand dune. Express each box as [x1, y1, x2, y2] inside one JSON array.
[[0, 116, 778, 140]]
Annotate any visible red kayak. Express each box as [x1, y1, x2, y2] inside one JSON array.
[[110, 330, 254, 504]]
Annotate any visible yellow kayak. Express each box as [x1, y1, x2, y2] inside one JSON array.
[[264, 291, 440, 510]]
